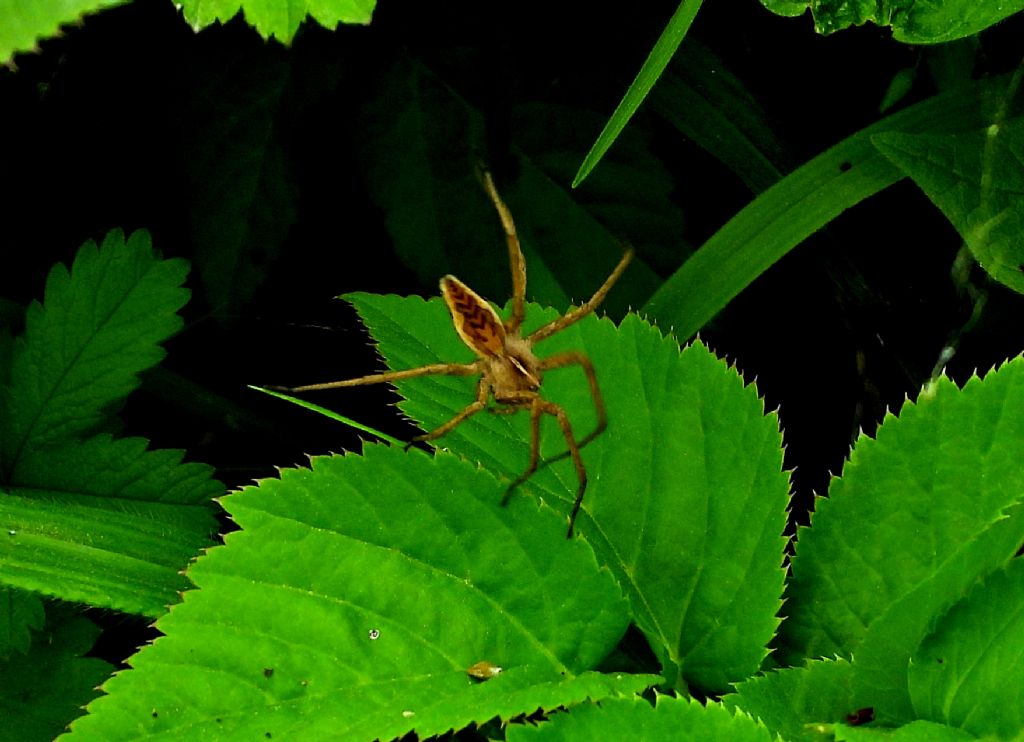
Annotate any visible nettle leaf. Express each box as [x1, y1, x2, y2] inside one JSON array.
[[0, 611, 111, 741], [760, 0, 1024, 44], [1, 229, 189, 470], [726, 659, 856, 742], [874, 119, 1024, 295], [781, 358, 1024, 719], [0, 587, 44, 657], [0, 230, 219, 617], [343, 293, 790, 693], [909, 558, 1024, 739], [509, 694, 776, 741], [65, 447, 657, 740], [178, 0, 374, 44], [0, 0, 126, 63], [3, 435, 219, 616]]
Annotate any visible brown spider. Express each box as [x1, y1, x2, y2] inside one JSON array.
[[286, 171, 633, 537]]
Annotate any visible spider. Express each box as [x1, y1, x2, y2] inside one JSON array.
[[285, 170, 633, 537]]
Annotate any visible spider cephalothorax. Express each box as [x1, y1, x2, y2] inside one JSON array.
[[286, 170, 632, 536]]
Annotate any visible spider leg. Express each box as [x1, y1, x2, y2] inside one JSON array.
[[528, 247, 634, 344], [502, 398, 587, 539], [500, 398, 544, 508], [279, 362, 479, 393], [407, 377, 490, 450], [546, 400, 588, 539], [537, 351, 606, 452], [479, 168, 527, 334]]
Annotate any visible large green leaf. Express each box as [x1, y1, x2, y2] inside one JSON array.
[[874, 118, 1024, 295], [331, 293, 790, 694], [508, 694, 776, 741], [760, 0, 1024, 43], [0, 0, 127, 64], [64, 448, 656, 740], [0, 610, 111, 742], [909, 558, 1024, 739], [0, 231, 220, 617], [781, 359, 1024, 719], [178, 0, 374, 43], [726, 659, 856, 742], [1, 230, 189, 473], [2, 435, 219, 616]]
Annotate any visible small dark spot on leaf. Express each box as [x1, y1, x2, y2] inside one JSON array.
[[368, 628, 380, 640], [839, 161, 852, 172], [151, 710, 159, 718], [845, 707, 873, 725], [263, 667, 274, 678]]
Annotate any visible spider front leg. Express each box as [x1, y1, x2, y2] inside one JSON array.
[[478, 168, 528, 335], [528, 247, 634, 344], [406, 377, 491, 451], [279, 362, 479, 393]]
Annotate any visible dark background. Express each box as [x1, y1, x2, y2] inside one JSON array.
[[3, 0, 1023, 663]]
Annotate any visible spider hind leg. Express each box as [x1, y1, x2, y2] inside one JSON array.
[[501, 398, 587, 539]]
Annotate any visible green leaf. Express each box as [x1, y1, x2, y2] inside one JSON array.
[[344, 293, 789, 693], [12, 435, 220, 506], [178, 0, 374, 43], [879, 67, 917, 114], [834, 720, 976, 741], [0, 232, 219, 617], [909, 558, 1024, 739], [641, 74, 1013, 341], [2, 437, 218, 616], [759, 0, 1024, 44], [0, 587, 44, 657], [0, 229, 189, 476], [65, 448, 655, 740], [726, 659, 856, 742], [873, 118, 1024, 295], [179, 42, 297, 318], [507, 694, 777, 741], [0, 611, 111, 742], [573, 0, 703, 186], [781, 359, 1024, 718], [1, 483, 212, 617], [0, 0, 127, 63]]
